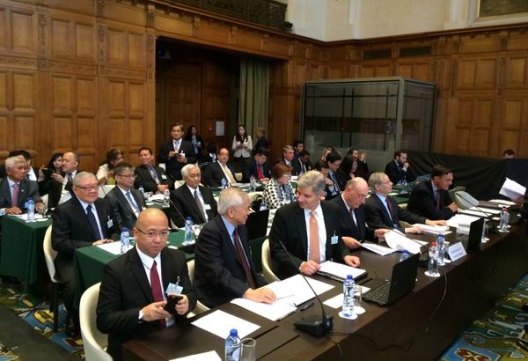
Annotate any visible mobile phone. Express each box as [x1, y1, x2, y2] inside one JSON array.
[[42, 168, 53, 177], [164, 294, 183, 315]]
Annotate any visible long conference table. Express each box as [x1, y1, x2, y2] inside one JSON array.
[[117, 222, 528, 361]]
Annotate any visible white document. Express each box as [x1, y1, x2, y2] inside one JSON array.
[[318, 261, 367, 280], [446, 214, 481, 235], [231, 297, 296, 321], [266, 274, 334, 306], [191, 310, 260, 339], [412, 224, 449, 235], [12, 213, 45, 221], [488, 199, 516, 206], [469, 207, 501, 215], [459, 209, 491, 218], [361, 242, 397, 256], [499, 177, 526, 200], [170, 351, 221, 361], [96, 241, 128, 255], [384, 230, 423, 254]]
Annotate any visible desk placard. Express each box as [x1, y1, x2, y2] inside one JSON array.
[[448, 242, 466, 262]]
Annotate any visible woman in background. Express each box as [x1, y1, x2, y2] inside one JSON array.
[[38, 152, 64, 196], [185, 125, 204, 161], [253, 126, 269, 153], [320, 146, 335, 161], [96, 148, 124, 185], [232, 125, 253, 162], [263, 163, 296, 209]]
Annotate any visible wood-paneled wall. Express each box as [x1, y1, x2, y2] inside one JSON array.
[[0, 0, 526, 172]]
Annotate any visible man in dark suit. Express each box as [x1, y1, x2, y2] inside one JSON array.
[[407, 165, 458, 220], [269, 170, 361, 280], [203, 147, 237, 188], [384, 149, 415, 185], [242, 148, 271, 183], [170, 164, 217, 227], [294, 150, 313, 176], [325, 151, 346, 199], [105, 163, 146, 230], [194, 187, 276, 308], [47, 151, 80, 208], [329, 177, 388, 250], [366, 172, 446, 232], [0, 156, 44, 215], [97, 208, 196, 361], [52, 172, 118, 336], [134, 147, 170, 194], [275, 145, 296, 174], [158, 123, 196, 181]]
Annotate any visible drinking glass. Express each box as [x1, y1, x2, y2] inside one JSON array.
[[240, 338, 256, 361], [354, 286, 365, 315]]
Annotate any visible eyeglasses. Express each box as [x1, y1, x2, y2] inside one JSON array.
[[136, 228, 169, 239], [118, 174, 137, 178], [76, 185, 99, 191]]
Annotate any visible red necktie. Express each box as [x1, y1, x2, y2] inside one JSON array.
[[150, 260, 166, 328], [233, 228, 256, 289], [257, 165, 264, 179], [11, 183, 19, 207]]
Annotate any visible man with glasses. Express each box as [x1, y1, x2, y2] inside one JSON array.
[[52, 172, 118, 337], [97, 208, 196, 361], [105, 162, 146, 230], [194, 187, 276, 308]]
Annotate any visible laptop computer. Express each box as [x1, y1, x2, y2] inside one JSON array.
[[246, 209, 270, 240], [458, 217, 484, 253], [362, 252, 420, 306]]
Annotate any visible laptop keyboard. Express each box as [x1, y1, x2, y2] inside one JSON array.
[[364, 281, 391, 304]]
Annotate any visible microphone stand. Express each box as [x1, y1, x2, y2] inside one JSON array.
[[277, 240, 333, 337]]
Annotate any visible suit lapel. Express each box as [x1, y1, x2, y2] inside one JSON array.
[[115, 188, 136, 216], [129, 249, 155, 303], [295, 205, 309, 256], [185, 186, 205, 223], [94, 200, 109, 237]]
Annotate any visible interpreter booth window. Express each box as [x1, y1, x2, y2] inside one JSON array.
[[301, 77, 436, 172]]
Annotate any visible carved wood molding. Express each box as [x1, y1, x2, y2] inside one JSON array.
[[0, 56, 37, 68], [48, 60, 97, 75]]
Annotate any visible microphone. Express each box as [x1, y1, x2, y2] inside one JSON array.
[[455, 191, 497, 234], [168, 197, 198, 251], [277, 239, 333, 337]]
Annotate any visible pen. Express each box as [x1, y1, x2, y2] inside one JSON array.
[[300, 302, 314, 311]]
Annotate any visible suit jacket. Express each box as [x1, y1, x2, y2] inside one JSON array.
[[203, 161, 237, 188], [158, 139, 196, 181], [275, 157, 297, 175], [47, 171, 79, 209], [194, 215, 266, 308], [52, 197, 119, 270], [269, 201, 351, 280], [384, 160, 415, 184], [365, 193, 425, 229], [105, 186, 146, 230], [169, 185, 217, 227], [0, 177, 42, 211], [241, 158, 271, 183], [134, 164, 169, 193], [407, 181, 455, 220], [329, 195, 376, 243], [96, 247, 197, 361], [293, 158, 313, 176]]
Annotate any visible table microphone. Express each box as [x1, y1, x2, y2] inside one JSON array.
[[277, 239, 333, 337], [456, 191, 497, 234]]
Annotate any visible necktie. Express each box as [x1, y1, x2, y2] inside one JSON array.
[[223, 164, 236, 184], [150, 260, 166, 328], [173, 141, 180, 152], [331, 173, 340, 192], [11, 183, 19, 207], [386, 198, 395, 221], [148, 166, 160, 184], [86, 205, 103, 240], [233, 228, 256, 289], [257, 165, 264, 179], [309, 210, 320, 263], [435, 190, 441, 209], [349, 208, 357, 226], [126, 191, 141, 215], [194, 190, 207, 222]]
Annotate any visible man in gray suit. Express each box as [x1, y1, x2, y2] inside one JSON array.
[[105, 162, 147, 230]]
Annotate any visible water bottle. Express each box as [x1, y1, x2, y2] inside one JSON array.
[[120, 227, 130, 254], [184, 217, 194, 245], [342, 275, 355, 318], [225, 328, 241, 361], [26, 198, 35, 222], [221, 177, 228, 190], [399, 250, 410, 262], [499, 207, 510, 233], [425, 241, 439, 277], [138, 183, 145, 199], [250, 175, 256, 191], [437, 233, 445, 266], [162, 188, 170, 208]]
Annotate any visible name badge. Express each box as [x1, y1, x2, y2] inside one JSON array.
[[447, 242, 466, 262], [204, 204, 212, 210], [161, 174, 167, 180], [166, 282, 183, 294], [107, 218, 113, 228], [331, 235, 338, 245]]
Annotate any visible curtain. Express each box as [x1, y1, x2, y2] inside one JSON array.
[[239, 56, 270, 139]]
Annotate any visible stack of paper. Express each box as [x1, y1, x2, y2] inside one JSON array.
[[265, 274, 334, 306], [318, 261, 367, 280], [384, 230, 427, 254], [413, 224, 449, 235], [446, 214, 481, 235], [191, 310, 260, 338], [361, 242, 396, 256], [500, 178, 526, 201]]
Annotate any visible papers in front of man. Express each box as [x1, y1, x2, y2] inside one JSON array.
[[170, 351, 221, 361], [412, 224, 450, 235], [459, 207, 501, 218], [191, 310, 260, 339], [384, 230, 427, 254], [361, 242, 397, 256], [318, 260, 367, 280], [499, 178, 526, 201], [231, 297, 296, 321], [446, 214, 481, 235], [488, 199, 516, 206], [266, 274, 334, 307]]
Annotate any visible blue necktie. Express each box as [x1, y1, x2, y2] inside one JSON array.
[[86, 205, 103, 240], [126, 191, 141, 214]]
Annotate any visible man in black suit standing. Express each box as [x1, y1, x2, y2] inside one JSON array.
[[0, 156, 45, 215], [407, 165, 458, 220], [158, 123, 196, 181], [170, 164, 217, 227], [105, 162, 146, 230], [242, 148, 271, 183], [194, 187, 276, 308], [97, 208, 196, 361], [384, 149, 415, 185], [134, 147, 170, 194], [203, 147, 237, 188], [52, 172, 118, 336], [366, 172, 446, 232], [269, 171, 360, 280]]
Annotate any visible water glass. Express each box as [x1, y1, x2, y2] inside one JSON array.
[[240, 338, 256, 361], [354, 286, 366, 315]]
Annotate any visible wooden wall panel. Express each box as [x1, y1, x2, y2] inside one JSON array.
[[11, 10, 34, 53], [507, 56, 527, 86], [0, 9, 5, 50], [75, 23, 96, 60]]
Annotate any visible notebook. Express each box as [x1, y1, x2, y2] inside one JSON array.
[[246, 209, 270, 240], [362, 252, 420, 306]]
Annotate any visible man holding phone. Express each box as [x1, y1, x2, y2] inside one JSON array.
[[159, 123, 196, 181], [97, 208, 197, 361]]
